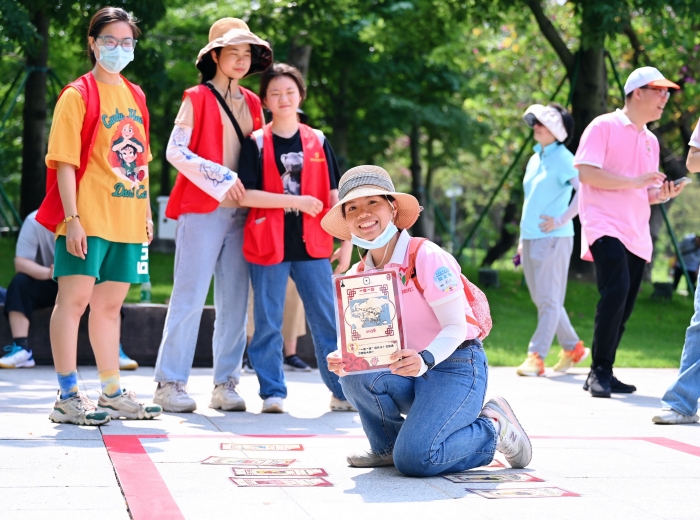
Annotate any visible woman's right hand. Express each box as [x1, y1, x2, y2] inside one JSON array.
[[66, 219, 87, 259], [327, 350, 345, 377], [296, 195, 323, 217]]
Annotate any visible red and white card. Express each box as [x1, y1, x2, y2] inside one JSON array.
[[333, 270, 406, 374]]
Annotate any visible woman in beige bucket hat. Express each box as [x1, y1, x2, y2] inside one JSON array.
[[153, 18, 271, 414], [323, 166, 533, 476]]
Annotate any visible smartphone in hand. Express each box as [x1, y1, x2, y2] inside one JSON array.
[[673, 177, 693, 187]]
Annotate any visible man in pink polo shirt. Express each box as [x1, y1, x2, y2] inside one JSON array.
[[574, 67, 687, 398]]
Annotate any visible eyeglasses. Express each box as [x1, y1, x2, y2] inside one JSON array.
[[96, 35, 137, 51], [640, 86, 670, 98]]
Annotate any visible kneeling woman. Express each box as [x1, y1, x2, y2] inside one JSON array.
[[323, 166, 532, 477]]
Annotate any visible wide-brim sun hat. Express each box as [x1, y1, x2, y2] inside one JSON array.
[[196, 18, 272, 77], [321, 165, 422, 241], [522, 104, 568, 143]]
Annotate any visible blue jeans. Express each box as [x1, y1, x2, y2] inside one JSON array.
[[661, 281, 700, 416], [248, 259, 345, 400], [155, 208, 249, 385], [340, 344, 497, 477]]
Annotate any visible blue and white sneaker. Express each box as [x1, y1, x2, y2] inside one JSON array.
[[0, 344, 35, 368], [119, 344, 138, 370]]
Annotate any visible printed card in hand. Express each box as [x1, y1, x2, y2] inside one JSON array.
[[230, 477, 333, 487], [220, 443, 304, 451], [333, 270, 406, 373], [467, 487, 580, 499], [232, 468, 328, 477], [201, 456, 295, 466], [443, 473, 544, 483]]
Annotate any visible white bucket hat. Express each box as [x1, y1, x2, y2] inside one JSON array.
[[321, 165, 422, 241], [522, 104, 568, 143], [196, 18, 272, 77]]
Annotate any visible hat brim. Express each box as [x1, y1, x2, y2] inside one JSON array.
[[321, 188, 421, 241], [648, 78, 681, 90], [196, 30, 272, 77]]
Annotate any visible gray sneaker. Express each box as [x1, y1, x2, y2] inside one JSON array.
[[154, 382, 197, 413], [210, 380, 246, 411], [261, 397, 284, 413], [98, 389, 162, 420], [49, 392, 110, 426], [347, 449, 394, 468], [479, 396, 532, 468], [652, 408, 699, 424]]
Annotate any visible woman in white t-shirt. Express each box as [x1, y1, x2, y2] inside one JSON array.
[[323, 165, 532, 477]]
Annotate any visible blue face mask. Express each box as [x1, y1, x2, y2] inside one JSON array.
[[351, 221, 399, 250], [96, 45, 134, 74]]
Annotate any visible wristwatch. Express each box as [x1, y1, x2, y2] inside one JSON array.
[[418, 350, 435, 370]]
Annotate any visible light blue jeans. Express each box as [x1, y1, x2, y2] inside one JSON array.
[[661, 280, 700, 416], [340, 344, 497, 477], [248, 259, 345, 400], [155, 208, 249, 386]]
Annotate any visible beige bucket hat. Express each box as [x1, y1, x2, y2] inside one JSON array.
[[321, 165, 422, 241], [196, 18, 272, 77]]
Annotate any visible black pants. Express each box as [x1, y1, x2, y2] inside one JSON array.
[[590, 236, 646, 370], [3, 273, 58, 322], [673, 266, 698, 290]]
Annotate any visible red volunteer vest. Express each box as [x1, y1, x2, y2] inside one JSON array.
[[165, 84, 262, 220], [36, 72, 150, 232], [243, 123, 334, 265]]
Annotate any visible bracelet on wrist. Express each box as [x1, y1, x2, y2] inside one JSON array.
[[146, 218, 154, 225], [63, 214, 79, 224]]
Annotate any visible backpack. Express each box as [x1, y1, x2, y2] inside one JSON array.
[[358, 237, 492, 340]]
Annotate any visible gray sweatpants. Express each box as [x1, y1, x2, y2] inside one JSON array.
[[155, 207, 249, 386], [522, 236, 579, 358]]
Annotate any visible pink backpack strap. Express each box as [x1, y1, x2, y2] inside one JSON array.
[[406, 238, 428, 294]]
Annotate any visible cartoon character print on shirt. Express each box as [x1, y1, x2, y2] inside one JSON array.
[[108, 118, 148, 187], [280, 151, 303, 214]]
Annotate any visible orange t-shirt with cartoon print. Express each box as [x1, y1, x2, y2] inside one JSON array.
[[45, 80, 152, 244]]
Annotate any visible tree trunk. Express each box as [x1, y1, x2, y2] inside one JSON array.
[[20, 9, 49, 219], [409, 121, 430, 238], [160, 102, 173, 196], [330, 67, 350, 172], [481, 197, 519, 267], [287, 37, 312, 79], [566, 7, 608, 281]]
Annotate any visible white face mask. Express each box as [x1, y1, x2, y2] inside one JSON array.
[[95, 45, 134, 74], [351, 221, 399, 250]]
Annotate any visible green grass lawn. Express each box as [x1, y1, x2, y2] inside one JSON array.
[[0, 237, 692, 368]]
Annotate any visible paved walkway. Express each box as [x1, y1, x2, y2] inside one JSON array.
[[1, 365, 698, 520]]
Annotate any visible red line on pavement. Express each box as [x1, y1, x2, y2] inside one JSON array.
[[103, 435, 185, 520], [103, 433, 700, 520]]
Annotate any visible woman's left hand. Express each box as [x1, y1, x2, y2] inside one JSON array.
[[389, 349, 423, 377], [331, 240, 353, 274], [146, 219, 154, 245], [539, 215, 563, 233]]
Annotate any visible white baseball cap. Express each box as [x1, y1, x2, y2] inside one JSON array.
[[522, 104, 568, 143], [624, 67, 680, 96]]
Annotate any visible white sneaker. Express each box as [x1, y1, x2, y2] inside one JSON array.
[[330, 395, 356, 412], [210, 380, 246, 411], [98, 389, 162, 420], [261, 397, 284, 413], [0, 345, 35, 368], [347, 449, 394, 467], [154, 382, 197, 413], [49, 392, 110, 425], [652, 408, 699, 424], [479, 396, 532, 468]]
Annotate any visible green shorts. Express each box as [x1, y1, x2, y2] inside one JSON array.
[[54, 236, 150, 284]]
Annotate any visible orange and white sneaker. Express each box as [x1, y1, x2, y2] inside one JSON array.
[[516, 353, 545, 377], [552, 341, 590, 373]]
